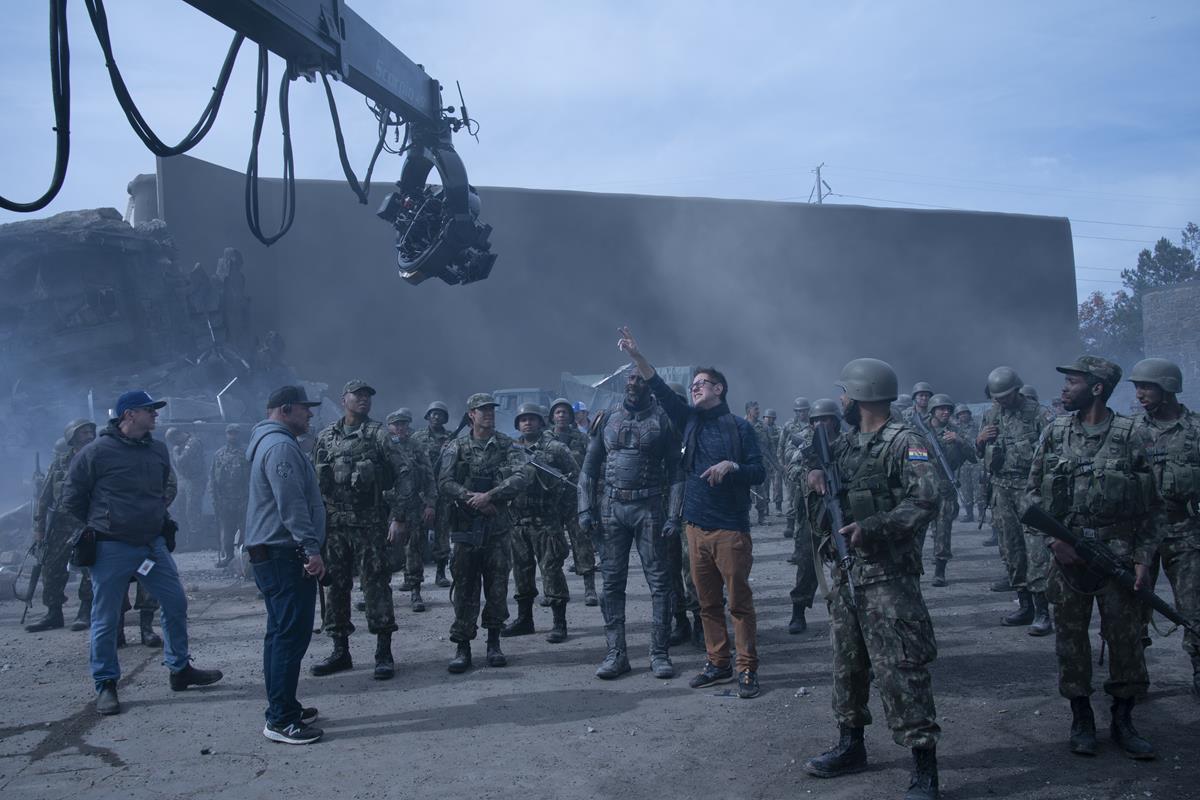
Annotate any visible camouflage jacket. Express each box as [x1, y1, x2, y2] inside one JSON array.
[[311, 417, 395, 525], [783, 424, 814, 483], [902, 406, 932, 427], [761, 421, 782, 470], [384, 435, 434, 524], [924, 419, 977, 492], [778, 417, 808, 466], [549, 425, 588, 467], [1026, 410, 1164, 564], [978, 397, 1046, 488], [1132, 406, 1200, 538], [512, 430, 579, 521], [802, 417, 939, 585], [172, 436, 207, 482], [209, 444, 250, 509], [34, 447, 83, 535], [438, 430, 535, 533]]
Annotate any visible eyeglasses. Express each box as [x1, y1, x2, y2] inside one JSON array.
[[690, 379, 716, 391]]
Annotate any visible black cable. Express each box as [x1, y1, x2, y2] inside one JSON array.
[[83, 0, 243, 157], [321, 73, 385, 203], [244, 46, 295, 246], [0, 0, 70, 213]]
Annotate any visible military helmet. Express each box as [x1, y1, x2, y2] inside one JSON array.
[[810, 398, 841, 419], [894, 393, 913, 409], [985, 366, 1023, 399], [1128, 357, 1183, 394], [839, 358, 899, 403], [549, 397, 573, 415], [954, 403, 971, 416], [424, 400, 449, 420], [53, 437, 68, 454], [225, 423, 245, 435], [911, 381, 934, 396], [164, 426, 183, 443], [1019, 385, 1039, 401], [63, 418, 96, 444], [763, 408, 777, 419], [513, 402, 546, 429], [793, 396, 811, 412], [386, 408, 414, 425], [928, 393, 954, 411]]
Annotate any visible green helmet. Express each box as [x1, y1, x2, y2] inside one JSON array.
[[63, 418, 96, 445], [894, 393, 913, 409], [513, 402, 546, 429], [1128, 357, 1182, 394], [810, 398, 841, 419], [763, 408, 777, 420], [911, 381, 934, 396], [954, 404, 971, 416], [793, 397, 811, 412], [1019, 385, 1039, 402], [549, 397, 573, 416], [424, 400, 449, 420], [839, 358, 899, 403], [928, 393, 954, 411], [986, 366, 1023, 399]]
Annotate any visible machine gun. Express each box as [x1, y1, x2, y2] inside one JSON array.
[[518, 445, 579, 490], [1021, 504, 1199, 636], [908, 411, 968, 509], [813, 424, 857, 605]]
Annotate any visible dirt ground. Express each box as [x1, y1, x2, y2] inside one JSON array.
[[1, 515, 1197, 800]]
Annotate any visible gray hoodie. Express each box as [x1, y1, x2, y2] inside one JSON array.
[[245, 420, 326, 556]]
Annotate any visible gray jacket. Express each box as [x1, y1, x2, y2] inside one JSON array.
[[245, 420, 326, 557], [61, 422, 177, 546]]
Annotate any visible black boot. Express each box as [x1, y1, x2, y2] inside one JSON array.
[[435, 560, 451, 588], [649, 623, 675, 679], [447, 641, 471, 673], [25, 605, 64, 633], [355, 599, 367, 612], [1003, 590, 1035, 626], [905, 747, 939, 800], [989, 577, 1013, 592], [1028, 592, 1053, 637], [963, 508, 974, 522], [757, 509, 766, 525], [545, 604, 568, 644], [169, 663, 224, 691], [595, 624, 631, 679], [311, 635, 352, 676], [95, 680, 120, 715], [931, 559, 948, 588], [140, 609, 163, 648], [582, 572, 599, 606], [1068, 696, 1096, 756], [982, 529, 999, 547], [690, 611, 704, 649], [803, 725, 867, 778], [410, 586, 426, 613], [1110, 697, 1155, 759], [502, 598, 535, 637], [70, 600, 91, 631], [669, 611, 691, 646], [788, 603, 808, 635], [373, 632, 395, 680], [486, 628, 507, 667], [783, 521, 794, 539]]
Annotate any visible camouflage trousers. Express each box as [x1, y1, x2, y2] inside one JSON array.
[[449, 530, 511, 642], [214, 502, 246, 558], [38, 524, 93, 610], [768, 467, 783, 510], [431, 499, 451, 562], [565, 510, 597, 576], [511, 518, 569, 606], [784, 478, 799, 535], [927, 492, 958, 562], [388, 512, 425, 586], [754, 479, 770, 518], [827, 573, 940, 749], [957, 463, 977, 510], [322, 522, 397, 638], [993, 485, 1029, 590], [1047, 560, 1148, 699], [1024, 531, 1052, 594], [177, 477, 208, 549], [790, 526, 819, 609], [1147, 525, 1200, 660], [668, 528, 700, 614]]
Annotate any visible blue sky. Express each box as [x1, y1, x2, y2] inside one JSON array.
[[2, 1, 1197, 299]]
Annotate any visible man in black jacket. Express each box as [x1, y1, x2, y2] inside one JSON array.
[[62, 390, 223, 716]]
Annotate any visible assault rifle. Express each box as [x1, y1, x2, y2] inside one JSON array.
[[1021, 504, 1199, 635], [813, 424, 857, 605], [908, 412, 968, 509], [16, 545, 42, 625], [518, 445, 578, 490]]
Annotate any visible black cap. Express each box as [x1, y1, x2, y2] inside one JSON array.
[[268, 385, 321, 409]]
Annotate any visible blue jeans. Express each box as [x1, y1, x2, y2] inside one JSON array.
[[253, 548, 316, 727], [90, 536, 190, 690]]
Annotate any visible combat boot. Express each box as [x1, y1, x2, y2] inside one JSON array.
[[788, 603, 807, 635], [410, 586, 426, 613], [25, 605, 64, 633], [355, 600, 367, 612], [905, 747, 939, 800], [139, 609, 163, 648], [311, 636, 352, 676], [690, 611, 704, 649], [447, 641, 472, 673], [931, 559, 948, 587], [397, 576, 415, 592], [803, 725, 867, 778], [1028, 592, 1053, 637], [373, 633, 395, 680], [485, 628, 507, 667], [435, 559, 451, 588], [70, 600, 91, 631], [756, 509, 766, 525], [582, 572, 599, 606], [545, 604, 568, 644], [1110, 697, 1155, 760], [502, 598, 535, 637], [1003, 590, 1035, 626], [963, 508, 974, 523], [95, 680, 120, 715], [669, 611, 691, 646], [1068, 696, 1096, 756], [782, 523, 794, 539], [595, 625, 631, 679], [982, 529, 999, 547], [650, 624, 675, 678], [989, 577, 1013, 592]]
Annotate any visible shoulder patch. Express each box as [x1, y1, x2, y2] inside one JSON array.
[[275, 460, 293, 479], [906, 444, 929, 462]]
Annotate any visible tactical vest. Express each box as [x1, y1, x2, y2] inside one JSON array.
[[985, 399, 1041, 485], [450, 431, 517, 496], [414, 427, 452, 476], [315, 419, 389, 517], [836, 421, 908, 525], [601, 405, 672, 496], [512, 432, 567, 520], [1138, 411, 1200, 517], [1039, 414, 1153, 527], [385, 438, 425, 510]]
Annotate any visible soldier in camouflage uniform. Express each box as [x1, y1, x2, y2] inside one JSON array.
[[1128, 358, 1200, 699], [441, 393, 535, 673], [902, 381, 934, 427], [1020, 384, 1058, 426], [548, 397, 598, 606], [977, 366, 1048, 628], [763, 409, 784, 513], [921, 394, 976, 587], [1026, 356, 1164, 758], [310, 380, 398, 680], [384, 408, 435, 613], [662, 382, 701, 648], [412, 401, 453, 588], [166, 427, 208, 550], [785, 398, 839, 635], [953, 405, 981, 522], [209, 424, 249, 568], [802, 359, 941, 800], [780, 398, 812, 539], [26, 419, 97, 633], [503, 403, 579, 643], [746, 401, 771, 524]]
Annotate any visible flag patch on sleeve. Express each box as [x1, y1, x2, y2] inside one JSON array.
[[907, 446, 929, 462]]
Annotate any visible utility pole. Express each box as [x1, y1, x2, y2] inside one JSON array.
[[811, 163, 832, 204]]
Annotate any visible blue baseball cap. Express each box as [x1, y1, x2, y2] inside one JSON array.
[[572, 401, 588, 412], [114, 390, 167, 419]]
